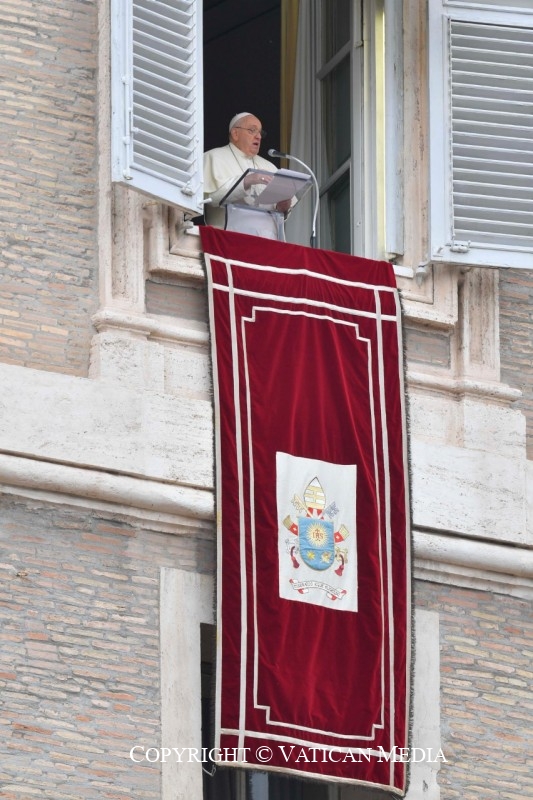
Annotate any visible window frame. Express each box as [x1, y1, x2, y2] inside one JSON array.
[[313, 0, 403, 260], [315, 3, 360, 255], [428, 0, 533, 269], [110, 0, 403, 258]]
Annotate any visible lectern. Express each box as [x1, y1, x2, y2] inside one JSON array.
[[219, 168, 313, 241]]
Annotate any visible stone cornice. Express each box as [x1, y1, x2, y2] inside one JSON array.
[[408, 370, 522, 403], [414, 529, 533, 599], [0, 451, 214, 532], [92, 307, 209, 347], [1, 451, 531, 596]]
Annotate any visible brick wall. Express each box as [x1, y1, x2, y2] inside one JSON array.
[[405, 326, 451, 370], [416, 580, 533, 800], [500, 270, 533, 458], [0, 497, 215, 800], [0, 1, 99, 376], [2, 494, 531, 798], [145, 279, 208, 323]]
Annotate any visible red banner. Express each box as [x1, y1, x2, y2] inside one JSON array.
[[202, 227, 411, 794]]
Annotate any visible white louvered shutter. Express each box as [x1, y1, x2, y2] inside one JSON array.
[[429, 0, 533, 269], [111, 0, 204, 215]]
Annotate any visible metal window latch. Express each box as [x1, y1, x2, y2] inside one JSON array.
[[415, 260, 430, 285], [450, 240, 471, 253]]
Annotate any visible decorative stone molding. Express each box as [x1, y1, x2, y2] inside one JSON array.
[[168, 207, 202, 257], [92, 307, 209, 348], [414, 530, 533, 600], [145, 203, 204, 282], [110, 185, 146, 310], [408, 371, 521, 404], [2, 446, 532, 597], [0, 363, 214, 490], [0, 452, 214, 530]]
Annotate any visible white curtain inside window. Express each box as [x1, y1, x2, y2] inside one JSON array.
[[285, 2, 315, 246]]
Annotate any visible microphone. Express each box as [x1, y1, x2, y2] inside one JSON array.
[[268, 149, 320, 248], [267, 149, 288, 159]]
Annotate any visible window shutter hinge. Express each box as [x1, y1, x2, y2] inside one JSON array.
[[122, 75, 133, 144], [450, 240, 471, 253], [181, 181, 202, 198]]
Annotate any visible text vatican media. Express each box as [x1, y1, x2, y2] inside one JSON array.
[[129, 746, 447, 764]]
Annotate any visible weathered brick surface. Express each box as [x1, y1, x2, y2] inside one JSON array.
[[145, 279, 208, 323], [2, 495, 531, 799], [0, 1, 99, 376], [500, 270, 533, 457], [0, 497, 215, 799], [405, 326, 451, 370], [416, 581, 533, 800]]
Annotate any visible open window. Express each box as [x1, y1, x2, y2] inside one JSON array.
[[111, 0, 402, 258], [287, 0, 403, 258], [428, 0, 533, 269]]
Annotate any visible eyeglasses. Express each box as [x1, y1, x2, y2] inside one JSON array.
[[234, 127, 267, 139]]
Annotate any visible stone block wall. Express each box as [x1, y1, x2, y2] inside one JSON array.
[[0, 497, 215, 800], [0, 0, 99, 376]]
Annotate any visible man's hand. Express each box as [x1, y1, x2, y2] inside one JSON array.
[[243, 173, 273, 190], [276, 199, 292, 214]]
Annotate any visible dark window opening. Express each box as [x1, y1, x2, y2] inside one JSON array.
[[203, 0, 281, 155]]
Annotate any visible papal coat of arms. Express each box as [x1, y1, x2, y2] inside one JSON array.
[[276, 454, 358, 612]]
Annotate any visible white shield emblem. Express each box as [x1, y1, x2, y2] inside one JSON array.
[[276, 453, 358, 612]]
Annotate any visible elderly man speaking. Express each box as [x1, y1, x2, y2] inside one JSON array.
[[203, 112, 290, 238]]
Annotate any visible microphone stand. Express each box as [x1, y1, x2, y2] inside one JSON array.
[[268, 149, 319, 248]]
